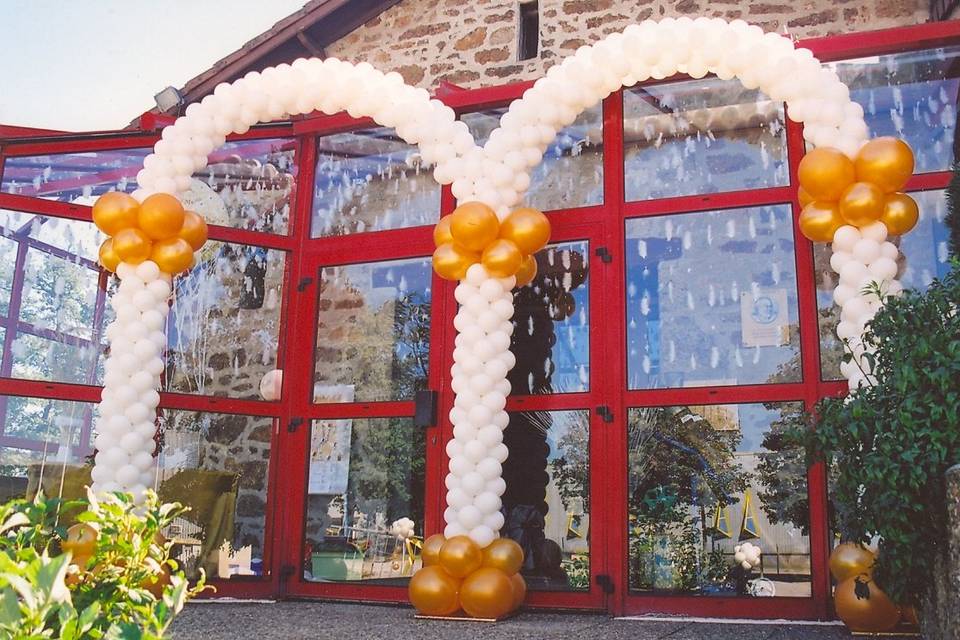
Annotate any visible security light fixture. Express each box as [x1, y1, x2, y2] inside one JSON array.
[[154, 86, 185, 114]]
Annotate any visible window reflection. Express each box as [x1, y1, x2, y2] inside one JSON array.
[[829, 46, 960, 173], [462, 106, 603, 210], [1, 148, 150, 201], [312, 127, 440, 236], [509, 241, 589, 395], [503, 410, 590, 591], [816, 189, 951, 380], [623, 77, 788, 201], [628, 402, 810, 597], [157, 410, 274, 579], [165, 242, 286, 400], [0, 396, 94, 503], [625, 206, 801, 390], [0, 210, 109, 386], [302, 417, 424, 583], [181, 139, 296, 235], [314, 257, 431, 403]]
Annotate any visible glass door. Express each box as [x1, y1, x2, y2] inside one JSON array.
[[280, 121, 450, 601]]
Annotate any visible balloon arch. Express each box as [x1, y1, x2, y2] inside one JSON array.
[[89, 17, 918, 620]]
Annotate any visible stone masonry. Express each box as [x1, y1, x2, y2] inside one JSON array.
[[325, 0, 929, 91]]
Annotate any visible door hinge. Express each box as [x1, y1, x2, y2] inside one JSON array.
[[596, 574, 615, 594], [595, 247, 612, 263], [287, 417, 304, 433], [596, 405, 614, 423], [297, 276, 314, 291], [414, 390, 438, 428]]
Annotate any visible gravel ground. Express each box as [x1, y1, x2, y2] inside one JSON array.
[[169, 601, 855, 640]]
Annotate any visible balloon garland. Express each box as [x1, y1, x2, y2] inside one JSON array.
[[85, 16, 918, 617]]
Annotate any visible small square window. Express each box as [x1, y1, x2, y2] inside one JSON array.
[[518, 1, 539, 61]]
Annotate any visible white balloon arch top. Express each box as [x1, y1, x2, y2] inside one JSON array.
[[94, 18, 900, 546]]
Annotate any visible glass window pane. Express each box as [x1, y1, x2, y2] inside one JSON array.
[[313, 257, 431, 403], [503, 410, 590, 591], [816, 189, 951, 380], [829, 46, 960, 173], [627, 402, 811, 597], [626, 205, 801, 390], [2, 148, 150, 202], [303, 417, 424, 583], [311, 127, 440, 236], [510, 241, 589, 394], [624, 78, 788, 201], [0, 396, 94, 503], [181, 138, 296, 235], [0, 210, 109, 385], [157, 410, 274, 579], [462, 105, 603, 210], [165, 242, 286, 399]]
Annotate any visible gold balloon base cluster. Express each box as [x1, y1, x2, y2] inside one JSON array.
[[409, 535, 526, 620], [829, 543, 919, 634]]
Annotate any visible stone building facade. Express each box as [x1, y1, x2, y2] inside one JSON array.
[[325, 0, 929, 91]]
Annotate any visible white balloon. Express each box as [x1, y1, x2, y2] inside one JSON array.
[[459, 505, 483, 529], [469, 525, 496, 548], [445, 474, 461, 491], [461, 471, 486, 495], [444, 523, 467, 538], [449, 456, 474, 477], [463, 441, 488, 463], [445, 439, 464, 459], [869, 257, 898, 281], [839, 261, 869, 287], [833, 225, 861, 252], [833, 284, 856, 306], [124, 403, 152, 425], [447, 488, 471, 509], [486, 477, 507, 496], [829, 251, 852, 274], [490, 443, 509, 463], [483, 511, 505, 531], [879, 241, 899, 260], [476, 457, 502, 480], [475, 491, 501, 514], [860, 220, 888, 243], [852, 238, 881, 264]]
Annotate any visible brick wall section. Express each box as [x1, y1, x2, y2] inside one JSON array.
[[325, 0, 928, 91]]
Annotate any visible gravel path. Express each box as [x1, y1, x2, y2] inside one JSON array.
[[169, 601, 854, 640]]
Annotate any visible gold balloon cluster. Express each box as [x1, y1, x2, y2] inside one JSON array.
[[409, 534, 526, 619], [829, 543, 906, 633], [433, 202, 551, 285], [92, 192, 208, 276], [798, 137, 918, 243]]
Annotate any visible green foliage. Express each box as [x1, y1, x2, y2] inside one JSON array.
[[945, 163, 960, 259], [561, 553, 590, 590], [0, 490, 208, 639], [793, 263, 960, 605]]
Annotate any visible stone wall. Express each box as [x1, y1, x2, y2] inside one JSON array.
[[325, 0, 928, 91]]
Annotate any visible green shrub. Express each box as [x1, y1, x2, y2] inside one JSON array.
[[793, 263, 960, 605], [0, 489, 208, 639]]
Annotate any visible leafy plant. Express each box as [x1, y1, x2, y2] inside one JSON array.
[[0, 489, 209, 639], [791, 263, 960, 605]]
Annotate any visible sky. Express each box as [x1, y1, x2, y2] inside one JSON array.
[[0, 0, 307, 132]]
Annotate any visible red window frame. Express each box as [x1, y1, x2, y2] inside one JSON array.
[[0, 18, 956, 616]]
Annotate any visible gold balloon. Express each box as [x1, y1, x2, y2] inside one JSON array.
[[798, 147, 856, 202], [177, 210, 208, 251], [838, 182, 885, 227], [433, 243, 479, 281], [510, 573, 527, 610], [499, 208, 551, 255], [834, 574, 900, 632], [855, 137, 914, 193], [138, 193, 185, 240], [798, 186, 814, 209], [829, 543, 875, 582], [151, 237, 195, 274], [515, 255, 538, 288], [61, 523, 98, 559], [449, 202, 500, 252], [433, 216, 454, 247], [98, 239, 121, 273], [421, 534, 446, 568], [799, 201, 844, 243], [459, 567, 514, 619], [112, 227, 153, 264], [481, 239, 523, 278], [408, 565, 461, 616], [92, 191, 140, 235], [438, 535, 482, 579], [482, 538, 524, 576], [881, 192, 919, 236]]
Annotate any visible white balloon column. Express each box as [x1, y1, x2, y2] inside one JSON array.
[[87, 16, 919, 616]]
